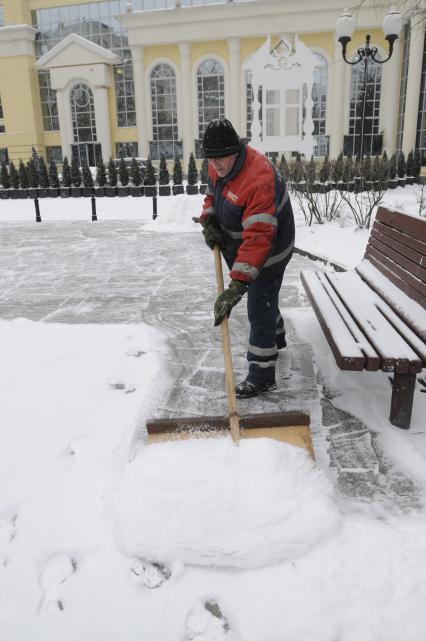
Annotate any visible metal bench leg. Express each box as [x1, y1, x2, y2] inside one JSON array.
[[390, 372, 416, 429]]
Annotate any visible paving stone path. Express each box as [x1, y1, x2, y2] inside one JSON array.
[[0, 219, 420, 509]]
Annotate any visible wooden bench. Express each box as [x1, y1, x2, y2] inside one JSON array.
[[300, 206, 426, 429]]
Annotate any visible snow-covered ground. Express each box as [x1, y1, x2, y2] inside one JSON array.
[[1, 185, 426, 640]]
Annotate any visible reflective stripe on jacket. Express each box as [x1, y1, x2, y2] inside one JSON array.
[[200, 145, 294, 283]]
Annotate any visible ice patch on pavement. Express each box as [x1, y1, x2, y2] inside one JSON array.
[[110, 437, 340, 568]]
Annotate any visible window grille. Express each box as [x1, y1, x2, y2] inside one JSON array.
[[348, 49, 382, 156], [46, 146, 63, 163], [38, 70, 59, 131], [115, 141, 139, 157], [150, 63, 180, 159], [70, 83, 97, 143], [312, 53, 328, 157], [416, 31, 426, 165], [197, 59, 225, 139]]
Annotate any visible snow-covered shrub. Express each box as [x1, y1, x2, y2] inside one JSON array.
[[397, 151, 406, 179], [130, 158, 142, 186], [144, 157, 156, 186], [9, 162, 19, 189], [38, 157, 50, 188], [27, 158, 39, 188], [413, 150, 421, 179], [388, 153, 397, 180], [407, 150, 414, 177], [61, 157, 72, 187], [187, 152, 198, 185], [331, 152, 344, 184], [96, 158, 107, 187], [70, 157, 81, 188], [173, 154, 183, 185], [18, 160, 29, 189], [82, 161, 94, 188], [159, 155, 169, 185], [49, 159, 60, 189], [118, 157, 129, 186], [0, 162, 10, 189], [107, 157, 117, 187]]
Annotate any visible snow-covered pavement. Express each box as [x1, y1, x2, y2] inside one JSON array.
[[1, 190, 426, 640]]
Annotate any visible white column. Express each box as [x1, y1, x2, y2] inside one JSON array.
[[178, 41, 193, 164], [93, 87, 112, 161], [329, 36, 346, 158], [381, 38, 401, 156], [227, 37, 241, 133], [402, 18, 425, 156], [132, 45, 149, 158]]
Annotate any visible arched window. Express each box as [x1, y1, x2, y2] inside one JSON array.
[[348, 52, 383, 156], [197, 59, 225, 139], [70, 83, 97, 143], [150, 63, 180, 160], [312, 53, 328, 157]]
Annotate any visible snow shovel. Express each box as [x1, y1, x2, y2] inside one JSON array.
[[146, 245, 314, 459]]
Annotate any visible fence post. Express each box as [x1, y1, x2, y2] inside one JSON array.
[[34, 197, 41, 222], [152, 195, 157, 220], [91, 195, 97, 221]]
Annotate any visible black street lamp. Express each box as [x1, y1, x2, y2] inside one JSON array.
[[336, 7, 403, 159]]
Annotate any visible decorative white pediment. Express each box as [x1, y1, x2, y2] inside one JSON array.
[[35, 33, 121, 69], [243, 35, 320, 157]]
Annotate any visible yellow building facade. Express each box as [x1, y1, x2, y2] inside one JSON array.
[[0, 0, 424, 168]]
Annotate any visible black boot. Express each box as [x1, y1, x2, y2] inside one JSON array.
[[235, 379, 276, 398], [276, 334, 287, 350]]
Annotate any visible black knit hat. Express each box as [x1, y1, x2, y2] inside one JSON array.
[[202, 118, 242, 158]]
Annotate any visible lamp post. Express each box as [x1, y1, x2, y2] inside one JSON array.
[[336, 6, 403, 159]]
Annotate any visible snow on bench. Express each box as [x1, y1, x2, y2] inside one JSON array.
[[301, 206, 426, 430]]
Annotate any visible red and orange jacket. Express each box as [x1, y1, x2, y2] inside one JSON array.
[[200, 145, 294, 283]]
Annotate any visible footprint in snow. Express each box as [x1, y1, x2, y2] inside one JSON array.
[[39, 554, 77, 615], [184, 598, 241, 641], [0, 513, 17, 568], [126, 349, 146, 358], [107, 379, 136, 394], [129, 558, 172, 589]]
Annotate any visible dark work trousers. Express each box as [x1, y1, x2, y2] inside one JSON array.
[[246, 255, 292, 386]]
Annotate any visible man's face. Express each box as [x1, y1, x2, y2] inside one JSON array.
[[208, 154, 238, 178]]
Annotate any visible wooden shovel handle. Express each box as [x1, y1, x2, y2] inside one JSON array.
[[213, 245, 240, 444]]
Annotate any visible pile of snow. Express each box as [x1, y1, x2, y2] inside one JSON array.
[[144, 194, 203, 232], [110, 437, 340, 568]]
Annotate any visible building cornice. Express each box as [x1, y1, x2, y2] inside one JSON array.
[[119, 0, 386, 45], [0, 24, 37, 58]]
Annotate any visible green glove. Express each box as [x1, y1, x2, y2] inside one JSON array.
[[202, 216, 226, 250], [214, 280, 248, 326]]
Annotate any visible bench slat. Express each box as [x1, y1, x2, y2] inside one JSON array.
[[376, 206, 426, 242], [365, 246, 426, 304], [356, 259, 426, 341], [376, 301, 426, 366], [366, 252, 426, 308], [324, 271, 424, 373], [373, 220, 426, 262], [316, 272, 381, 370], [300, 271, 366, 370], [368, 233, 426, 282]]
